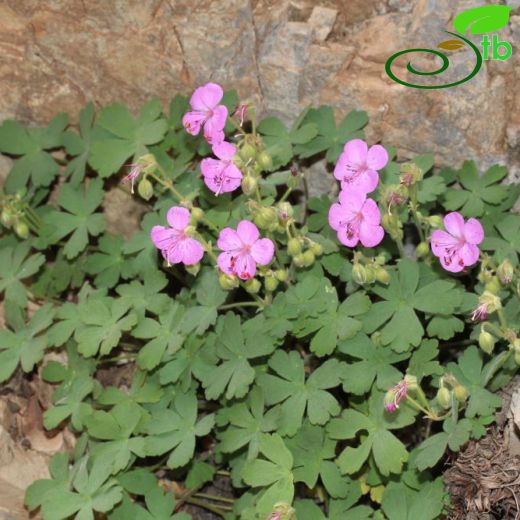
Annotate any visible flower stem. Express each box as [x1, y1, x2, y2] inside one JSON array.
[[193, 493, 235, 504], [218, 302, 262, 310], [182, 497, 231, 516], [279, 186, 292, 203], [496, 308, 508, 331]]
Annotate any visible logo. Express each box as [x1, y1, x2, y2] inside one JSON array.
[[385, 5, 513, 89]]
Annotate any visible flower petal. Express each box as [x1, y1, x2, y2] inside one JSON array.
[[204, 105, 228, 139], [337, 227, 359, 248], [464, 218, 484, 245], [212, 141, 237, 161], [338, 189, 365, 213], [439, 252, 465, 273], [333, 153, 350, 182], [430, 230, 458, 257], [328, 202, 345, 231], [459, 243, 480, 267], [443, 212, 465, 239], [217, 227, 242, 252], [236, 220, 260, 245], [190, 82, 224, 111], [359, 222, 384, 247], [251, 238, 275, 265], [343, 139, 368, 165], [166, 206, 190, 231], [366, 144, 389, 170], [179, 238, 205, 265], [182, 111, 205, 136], [235, 253, 256, 280], [361, 198, 382, 225], [151, 226, 175, 250], [217, 251, 235, 275], [348, 168, 379, 194]]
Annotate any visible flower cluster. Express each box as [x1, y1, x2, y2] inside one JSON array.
[[329, 139, 388, 248]]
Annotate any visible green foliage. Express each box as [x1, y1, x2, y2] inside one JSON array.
[[1, 93, 518, 520]]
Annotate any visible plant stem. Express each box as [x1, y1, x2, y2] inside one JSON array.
[[279, 186, 292, 203], [218, 302, 262, 311], [183, 497, 230, 516], [496, 308, 508, 331], [193, 492, 235, 504], [395, 237, 406, 258]]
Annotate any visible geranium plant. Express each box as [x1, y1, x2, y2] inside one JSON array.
[[0, 81, 519, 520]]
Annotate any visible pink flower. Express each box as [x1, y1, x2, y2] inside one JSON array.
[[233, 104, 248, 127], [182, 82, 228, 145], [151, 207, 204, 266], [431, 212, 484, 273], [217, 221, 275, 280], [384, 380, 408, 412], [328, 190, 384, 248], [122, 164, 142, 194], [334, 139, 388, 194], [201, 141, 243, 195]]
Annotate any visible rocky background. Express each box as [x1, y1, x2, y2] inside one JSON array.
[[1, 0, 520, 187]]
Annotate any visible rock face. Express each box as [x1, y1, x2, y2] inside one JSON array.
[[0, 0, 519, 185]]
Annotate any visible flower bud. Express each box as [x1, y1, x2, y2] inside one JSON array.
[[277, 202, 293, 221], [428, 215, 443, 229], [364, 265, 376, 284], [403, 374, 418, 391], [265, 276, 279, 292], [239, 143, 257, 161], [254, 207, 277, 230], [416, 241, 429, 258], [275, 269, 288, 282], [14, 221, 29, 239], [191, 207, 205, 222], [514, 350, 520, 366], [381, 212, 402, 238], [137, 178, 154, 200], [293, 253, 306, 268], [185, 263, 200, 276], [375, 254, 386, 266], [219, 274, 239, 290], [241, 175, 258, 196], [375, 267, 390, 284], [454, 384, 469, 403], [400, 163, 423, 186], [436, 386, 452, 409], [1, 209, 14, 227], [257, 151, 273, 171], [497, 258, 514, 285], [287, 238, 302, 257], [310, 242, 323, 257], [485, 276, 501, 295], [244, 278, 261, 294], [303, 250, 315, 267], [478, 328, 495, 354], [352, 263, 367, 284]]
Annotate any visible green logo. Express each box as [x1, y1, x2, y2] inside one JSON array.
[[385, 5, 513, 89]]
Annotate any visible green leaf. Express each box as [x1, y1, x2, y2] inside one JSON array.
[[145, 391, 214, 469], [63, 103, 95, 185], [217, 387, 278, 459], [89, 99, 167, 177], [0, 304, 54, 382], [132, 303, 186, 371], [202, 313, 276, 400], [339, 332, 407, 395], [417, 176, 446, 204], [453, 5, 512, 35], [75, 298, 137, 357], [381, 478, 447, 520], [446, 346, 502, 417], [40, 179, 106, 259], [443, 162, 508, 217], [0, 243, 45, 309], [0, 114, 68, 191], [327, 390, 416, 476], [258, 351, 342, 436], [242, 433, 294, 517]]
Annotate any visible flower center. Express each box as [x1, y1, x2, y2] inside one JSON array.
[[343, 162, 366, 182]]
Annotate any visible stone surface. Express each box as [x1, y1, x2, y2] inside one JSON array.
[[0, 0, 519, 184]]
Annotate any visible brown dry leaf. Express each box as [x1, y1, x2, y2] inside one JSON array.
[[437, 39, 465, 51]]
